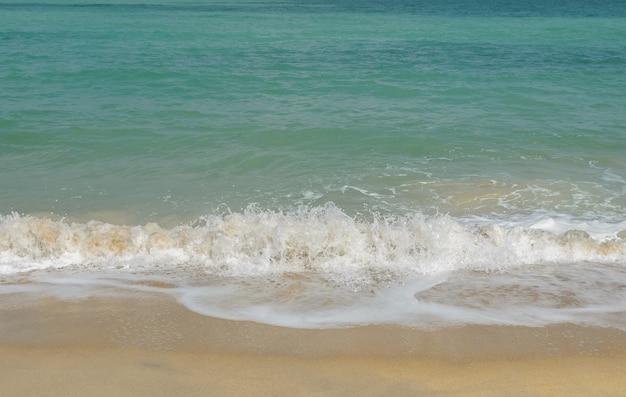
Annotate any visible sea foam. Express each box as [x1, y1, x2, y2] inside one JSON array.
[[1, 205, 624, 277], [2, 205, 625, 329]]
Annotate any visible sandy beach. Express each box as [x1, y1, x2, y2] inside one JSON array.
[[1, 291, 625, 397]]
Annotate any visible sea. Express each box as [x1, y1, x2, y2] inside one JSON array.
[[1, 0, 625, 330]]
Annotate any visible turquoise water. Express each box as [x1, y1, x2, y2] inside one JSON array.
[[1, 0, 625, 329]]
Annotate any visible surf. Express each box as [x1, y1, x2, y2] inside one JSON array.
[[2, 205, 624, 277]]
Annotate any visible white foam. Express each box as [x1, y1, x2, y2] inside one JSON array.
[[168, 262, 626, 329], [1, 207, 624, 278], [9, 265, 625, 330], [2, 206, 625, 329], [473, 213, 626, 240]]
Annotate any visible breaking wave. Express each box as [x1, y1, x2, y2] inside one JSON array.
[[2, 204, 624, 278]]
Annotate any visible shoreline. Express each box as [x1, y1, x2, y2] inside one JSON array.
[[2, 291, 626, 396]]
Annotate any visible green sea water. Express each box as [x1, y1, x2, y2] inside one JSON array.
[[2, 0, 625, 223], [1, 1, 626, 328]]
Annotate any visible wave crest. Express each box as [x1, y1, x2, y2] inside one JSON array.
[[1, 205, 624, 276]]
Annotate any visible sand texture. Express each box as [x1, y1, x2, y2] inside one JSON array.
[[1, 292, 625, 397]]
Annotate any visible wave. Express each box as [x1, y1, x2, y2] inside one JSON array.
[[2, 204, 625, 278]]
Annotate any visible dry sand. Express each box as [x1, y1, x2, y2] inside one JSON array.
[[1, 291, 625, 397]]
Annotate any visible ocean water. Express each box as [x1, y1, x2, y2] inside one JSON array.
[[1, 0, 625, 329]]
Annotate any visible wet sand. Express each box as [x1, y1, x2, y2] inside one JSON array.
[[1, 291, 625, 396]]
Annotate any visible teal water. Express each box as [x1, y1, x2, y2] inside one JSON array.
[[1, 0, 625, 329]]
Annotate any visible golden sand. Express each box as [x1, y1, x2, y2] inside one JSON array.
[[1, 292, 625, 397]]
